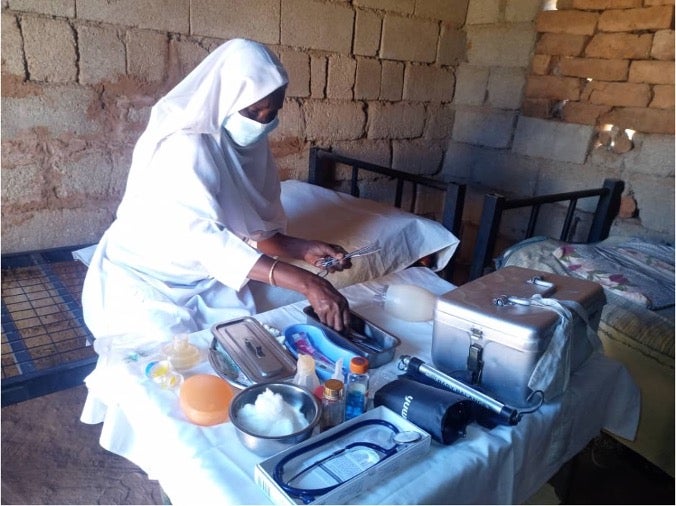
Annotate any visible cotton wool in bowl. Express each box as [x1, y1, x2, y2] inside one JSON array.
[[237, 388, 309, 436]]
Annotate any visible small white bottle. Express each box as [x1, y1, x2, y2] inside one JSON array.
[[292, 354, 321, 395], [344, 356, 369, 420]]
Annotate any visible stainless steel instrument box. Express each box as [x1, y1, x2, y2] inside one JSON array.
[[432, 266, 605, 406]]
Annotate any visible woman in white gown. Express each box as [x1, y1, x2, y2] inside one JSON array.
[[82, 38, 351, 342]]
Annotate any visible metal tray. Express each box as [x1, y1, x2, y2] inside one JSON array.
[[302, 306, 401, 368], [210, 317, 296, 384], [208, 338, 253, 389]]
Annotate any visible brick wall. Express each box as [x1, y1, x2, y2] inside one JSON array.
[[1, 0, 469, 252], [442, 0, 674, 269], [525, 3, 674, 135], [1, 0, 673, 255]]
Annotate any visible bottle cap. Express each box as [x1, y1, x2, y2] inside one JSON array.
[[323, 379, 344, 400], [350, 356, 369, 374]]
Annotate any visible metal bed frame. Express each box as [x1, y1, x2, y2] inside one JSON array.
[[469, 178, 625, 281], [1, 245, 97, 406], [309, 147, 466, 281]]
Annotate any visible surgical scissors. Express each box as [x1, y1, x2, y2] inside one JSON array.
[[317, 242, 380, 276]]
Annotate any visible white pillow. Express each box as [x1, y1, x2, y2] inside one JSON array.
[[75, 180, 460, 312], [249, 180, 460, 311]]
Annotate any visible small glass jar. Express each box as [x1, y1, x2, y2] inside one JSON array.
[[320, 379, 345, 431], [345, 357, 369, 420]]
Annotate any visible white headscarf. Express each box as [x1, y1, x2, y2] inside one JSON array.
[[133, 38, 288, 166], [119, 38, 289, 240]]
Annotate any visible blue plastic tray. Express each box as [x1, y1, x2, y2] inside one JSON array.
[[283, 323, 358, 381]]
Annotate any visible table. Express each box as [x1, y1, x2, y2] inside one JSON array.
[[80, 267, 640, 504]]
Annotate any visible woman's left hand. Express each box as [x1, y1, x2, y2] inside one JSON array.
[[256, 234, 353, 274], [304, 241, 353, 274]]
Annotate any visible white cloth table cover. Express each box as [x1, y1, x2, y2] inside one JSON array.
[[81, 267, 640, 505]]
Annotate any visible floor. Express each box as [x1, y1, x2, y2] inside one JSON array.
[[1, 382, 674, 505]]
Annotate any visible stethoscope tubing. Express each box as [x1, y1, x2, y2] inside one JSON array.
[[272, 418, 400, 503]]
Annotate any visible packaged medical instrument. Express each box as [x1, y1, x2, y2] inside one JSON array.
[[344, 357, 369, 420], [302, 306, 401, 368], [254, 406, 431, 505], [211, 316, 296, 384], [432, 266, 605, 406]]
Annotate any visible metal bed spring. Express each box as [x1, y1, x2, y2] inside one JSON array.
[[1, 246, 97, 406]]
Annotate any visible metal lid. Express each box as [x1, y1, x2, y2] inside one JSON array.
[[323, 378, 344, 400], [211, 317, 296, 384]]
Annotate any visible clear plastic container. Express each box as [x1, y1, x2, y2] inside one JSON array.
[[345, 357, 369, 420], [145, 360, 183, 389], [292, 354, 321, 395], [162, 334, 203, 371], [377, 284, 437, 322]]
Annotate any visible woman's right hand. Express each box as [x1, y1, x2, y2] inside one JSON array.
[[249, 256, 350, 332], [302, 274, 351, 332]]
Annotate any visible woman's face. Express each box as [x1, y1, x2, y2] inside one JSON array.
[[238, 86, 286, 124]]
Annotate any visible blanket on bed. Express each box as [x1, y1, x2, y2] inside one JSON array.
[[497, 236, 674, 366], [498, 236, 674, 310]]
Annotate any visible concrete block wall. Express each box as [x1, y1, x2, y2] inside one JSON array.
[[441, 0, 674, 270], [1, 0, 673, 258], [1, 0, 470, 253], [526, 3, 674, 134]]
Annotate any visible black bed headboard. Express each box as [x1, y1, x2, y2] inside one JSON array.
[[469, 178, 625, 281], [308, 147, 466, 281], [308, 147, 466, 239]]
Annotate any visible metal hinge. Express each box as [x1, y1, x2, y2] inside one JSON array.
[[467, 328, 484, 384]]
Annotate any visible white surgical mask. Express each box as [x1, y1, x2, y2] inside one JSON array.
[[223, 112, 279, 147]]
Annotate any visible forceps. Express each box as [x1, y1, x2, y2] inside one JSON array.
[[317, 242, 380, 276]]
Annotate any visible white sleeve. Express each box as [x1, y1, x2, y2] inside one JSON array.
[[191, 221, 262, 290], [146, 134, 264, 290]]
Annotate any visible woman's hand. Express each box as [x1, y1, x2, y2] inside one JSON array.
[[257, 234, 353, 274], [303, 241, 353, 275], [303, 274, 351, 331], [249, 253, 351, 331]]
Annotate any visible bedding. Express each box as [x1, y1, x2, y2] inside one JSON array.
[[75, 179, 460, 313], [496, 235, 674, 476], [249, 179, 460, 311]]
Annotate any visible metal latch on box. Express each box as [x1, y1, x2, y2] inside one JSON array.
[[467, 328, 484, 384]]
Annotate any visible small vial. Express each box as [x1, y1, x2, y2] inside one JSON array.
[[345, 357, 369, 420], [320, 379, 345, 431], [292, 354, 321, 395]]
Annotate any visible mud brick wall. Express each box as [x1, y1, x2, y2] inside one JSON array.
[[441, 0, 674, 264], [1, 0, 673, 255], [527, 3, 673, 134]]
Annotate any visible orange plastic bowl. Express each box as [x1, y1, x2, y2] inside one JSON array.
[[179, 374, 234, 426]]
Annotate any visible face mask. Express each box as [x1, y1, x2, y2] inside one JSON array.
[[223, 112, 279, 147]]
